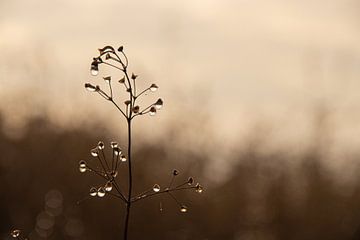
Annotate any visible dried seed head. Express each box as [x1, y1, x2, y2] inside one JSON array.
[[118, 46, 124, 52], [98, 46, 115, 54]]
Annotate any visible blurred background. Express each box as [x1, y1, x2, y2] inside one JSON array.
[[1, 0, 360, 239]]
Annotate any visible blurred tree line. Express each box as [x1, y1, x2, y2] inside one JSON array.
[[1, 114, 360, 240]]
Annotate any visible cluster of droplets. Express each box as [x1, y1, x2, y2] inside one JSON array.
[[78, 141, 126, 200], [84, 45, 164, 118], [132, 169, 203, 213]]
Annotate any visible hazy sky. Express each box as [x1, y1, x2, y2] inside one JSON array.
[[1, 0, 360, 178]]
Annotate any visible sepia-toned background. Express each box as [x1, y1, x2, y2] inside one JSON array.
[[1, 0, 360, 239]]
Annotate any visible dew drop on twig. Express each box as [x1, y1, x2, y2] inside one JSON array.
[[97, 187, 106, 197], [89, 187, 97, 197], [10, 229, 21, 238], [79, 160, 87, 173], [180, 206, 188, 213], [105, 181, 113, 192], [153, 184, 161, 192]]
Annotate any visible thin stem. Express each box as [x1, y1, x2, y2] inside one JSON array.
[[167, 192, 182, 208], [131, 186, 196, 203], [110, 99, 127, 119], [102, 61, 124, 71], [135, 87, 150, 99], [100, 149, 110, 171]]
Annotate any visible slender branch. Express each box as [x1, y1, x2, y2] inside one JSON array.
[[110, 99, 127, 119], [131, 186, 197, 203]]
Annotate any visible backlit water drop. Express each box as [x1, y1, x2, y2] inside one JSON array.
[[79, 160, 86, 173], [180, 206, 188, 213], [149, 107, 156, 116], [120, 155, 127, 162], [150, 83, 158, 92], [153, 184, 160, 192], [89, 187, 97, 197], [11, 229, 21, 238], [97, 187, 106, 197], [90, 148, 98, 157], [105, 181, 113, 192], [97, 141, 105, 150]]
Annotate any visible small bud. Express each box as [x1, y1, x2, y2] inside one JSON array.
[[155, 98, 163, 110], [173, 169, 179, 176], [111, 170, 118, 178], [153, 184, 161, 192], [150, 84, 158, 92], [132, 106, 140, 113], [119, 77, 125, 83], [131, 73, 138, 80], [105, 53, 111, 60], [188, 177, 194, 185], [118, 46, 124, 52], [10, 229, 21, 238], [149, 107, 157, 116], [124, 100, 131, 105], [105, 181, 113, 192], [103, 76, 111, 83]]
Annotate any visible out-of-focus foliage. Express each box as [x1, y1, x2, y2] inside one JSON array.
[[1, 113, 360, 240]]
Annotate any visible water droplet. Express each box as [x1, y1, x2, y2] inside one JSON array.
[[79, 160, 87, 173], [153, 184, 160, 192], [120, 155, 127, 162], [90, 64, 99, 76], [195, 183, 203, 193], [149, 107, 156, 116], [180, 206, 188, 213], [10, 229, 21, 238], [113, 147, 121, 156], [110, 141, 118, 148], [97, 141, 105, 150], [159, 202, 163, 212], [150, 84, 158, 92], [188, 177, 194, 185], [103, 76, 111, 83], [97, 187, 106, 197], [155, 98, 163, 110], [173, 169, 179, 176], [111, 171, 118, 178], [90, 148, 98, 157], [89, 187, 97, 197], [85, 83, 96, 92], [105, 181, 113, 192]]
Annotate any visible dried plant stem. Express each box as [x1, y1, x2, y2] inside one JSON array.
[[124, 118, 132, 240]]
